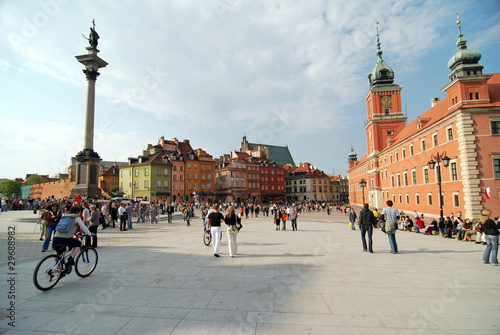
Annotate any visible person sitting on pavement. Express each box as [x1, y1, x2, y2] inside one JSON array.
[[414, 214, 425, 233], [424, 218, 438, 235], [403, 216, 414, 231], [458, 218, 472, 241]]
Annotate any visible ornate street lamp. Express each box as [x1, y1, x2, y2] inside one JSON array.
[[428, 152, 450, 222], [359, 179, 367, 204]]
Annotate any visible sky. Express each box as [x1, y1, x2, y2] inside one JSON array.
[[1, 0, 499, 180]]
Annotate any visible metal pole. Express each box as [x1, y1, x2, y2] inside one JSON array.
[[437, 162, 443, 222]]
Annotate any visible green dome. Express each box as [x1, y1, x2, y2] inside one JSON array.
[[447, 25, 481, 69], [447, 22, 483, 80], [368, 28, 397, 88]]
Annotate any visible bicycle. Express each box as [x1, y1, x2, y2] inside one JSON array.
[[203, 229, 223, 246], [33, 234, 98, 291]]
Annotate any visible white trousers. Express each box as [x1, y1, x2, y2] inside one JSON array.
[[227, 231, 238, 256], [211, 226, 221, 255]]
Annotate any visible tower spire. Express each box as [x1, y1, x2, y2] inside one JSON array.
[[376, 22, 383, 60], [447, 13, 483, 81]]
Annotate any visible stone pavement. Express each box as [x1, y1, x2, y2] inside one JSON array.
[[0, 209, 499, 334]]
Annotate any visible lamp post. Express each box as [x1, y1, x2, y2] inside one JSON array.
[[428, 152, 450, 222], [359, 179, 367, 205]]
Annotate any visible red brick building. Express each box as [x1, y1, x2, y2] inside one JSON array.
[[348, 22, 500, 221]]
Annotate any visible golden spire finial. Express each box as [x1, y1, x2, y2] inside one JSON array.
[[456, 11, 461, 25]]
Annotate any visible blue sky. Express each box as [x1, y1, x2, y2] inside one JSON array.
[[1, 0, 499, 180]]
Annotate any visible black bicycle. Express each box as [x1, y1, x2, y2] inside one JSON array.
[[33, 234, 98, 291], [203, 229, 223, 246]]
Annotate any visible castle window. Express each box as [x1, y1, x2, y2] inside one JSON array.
[[453, 192, 460, 207], [447, 127, 454, 141], [491, 120, 500, 135], [410, 145, 414, 156], [469, 93, 473, 100], [433, 133, 438, 147], [476, 92, 479, 99], [493, 157, 500, 179], [384, 108, 390, 115], [415, 193, 420, 205], [386, 130, 393, 135]]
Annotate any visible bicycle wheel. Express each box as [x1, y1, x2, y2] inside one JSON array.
[[33, 255, 63, 291], [75, 247, 98, 277], [203, 230, 211, 246]]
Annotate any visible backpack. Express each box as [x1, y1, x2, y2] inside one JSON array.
[[55, 216, 75, 233]]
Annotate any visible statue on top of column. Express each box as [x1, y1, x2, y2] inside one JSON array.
[[83, 19, 99, 48]]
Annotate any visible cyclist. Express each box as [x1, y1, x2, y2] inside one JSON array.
[[52, 205, 92, 266]]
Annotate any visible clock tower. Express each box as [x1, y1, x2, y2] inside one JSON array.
[[364, 26, 406, 208]]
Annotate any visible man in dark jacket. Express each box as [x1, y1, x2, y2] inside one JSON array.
[[359, 203, 377, 253]]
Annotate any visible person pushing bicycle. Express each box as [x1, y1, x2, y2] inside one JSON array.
[[52, 205, 92, 267]]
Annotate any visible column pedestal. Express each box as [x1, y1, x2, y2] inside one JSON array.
[[70, 149, 102, 199]]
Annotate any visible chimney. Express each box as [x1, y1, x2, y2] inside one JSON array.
[[431, 97, 441, 108]]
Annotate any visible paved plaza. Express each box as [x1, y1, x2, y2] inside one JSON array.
[[1, 209, 499, 334]]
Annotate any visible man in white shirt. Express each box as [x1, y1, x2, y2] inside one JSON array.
[[82, 202, 91, 227]]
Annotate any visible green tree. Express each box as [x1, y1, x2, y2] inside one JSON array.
[[26, 174, 48, 185], [0, 180, 23, 198], [110, 185, 120, 193]]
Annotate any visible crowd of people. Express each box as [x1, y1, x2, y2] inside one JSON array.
[[349, 202, 500, 265]]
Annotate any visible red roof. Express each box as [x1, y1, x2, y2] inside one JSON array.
[[389, 73, 500, 149]]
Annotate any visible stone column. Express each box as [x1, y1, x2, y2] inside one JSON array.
[[70, 44, 108, 199]]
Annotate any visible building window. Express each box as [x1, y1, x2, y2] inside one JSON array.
[[395, 152, 399, 161], [398, 194, 402, 203], [421, 139, 426, 151], [386, 130, 393, 135], [491, 121, 500, 135], [412, 170, 417, 185], [157, 180, 161, 187], [145, 168, 149, 176], [494, 158, 500, 178], [391, 175, 395, 188], [447, 127, 453, 141], [187, 163, 191, 168], [410, 145, 414, 156], [111, 177, 115, 182], [135, 169, 139, 177], [415, 193, 420, 205], [194, 173, 198, 179], [134, 181, 138, 189], [392, 194, 396, 203], [157, 168, 161, 176], [144, 180, 149, 188], [390, 155, 393, 164], [397, 173, 401, 187], [403, 172, 408, 186], [406, 194, 410, 204], [187, 173, 191, 179], [385, 170, 387, 179], [453, 192, 460, 207], [451, 162, 458, 181], [164, 169, 168, 176], [385, 108, 390, 115], [433, 133, 438, 147], [164, 180, 169, 188], [427, 193, 433, 206], [424, 168, 429, 184], [402, 148, 406, 159]]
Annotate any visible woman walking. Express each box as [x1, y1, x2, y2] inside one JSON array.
[[87, 204, 99, 247], [41, 203, 62, 252], [481, 209, 500, 266], [225, 206, 240, 257]]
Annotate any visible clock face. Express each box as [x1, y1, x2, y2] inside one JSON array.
[[381, 95, 392, 106]]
